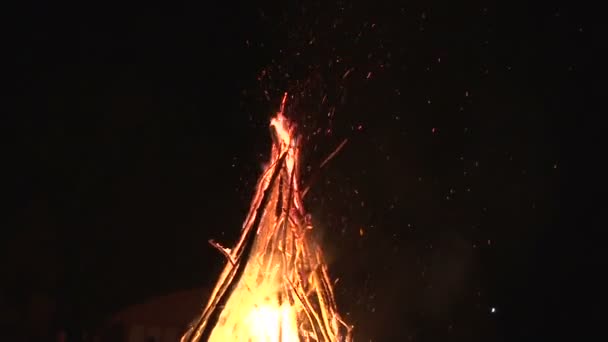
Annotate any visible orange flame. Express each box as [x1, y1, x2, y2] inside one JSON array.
[[182, 93, 352, 341]]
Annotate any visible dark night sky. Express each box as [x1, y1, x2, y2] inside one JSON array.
[[3, 0, 600, 341]]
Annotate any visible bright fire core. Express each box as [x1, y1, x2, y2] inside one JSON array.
[[181, 94, 352, 342]]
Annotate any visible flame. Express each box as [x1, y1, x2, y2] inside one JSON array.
[[182, 93, 352, 342]]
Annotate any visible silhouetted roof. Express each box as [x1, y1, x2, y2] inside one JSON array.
[[110, 288, 208, 328]]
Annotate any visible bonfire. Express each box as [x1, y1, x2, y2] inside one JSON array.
[[181, 93, 352, 342]]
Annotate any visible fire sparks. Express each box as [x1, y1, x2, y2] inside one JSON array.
[[181, 93, 352, 342]]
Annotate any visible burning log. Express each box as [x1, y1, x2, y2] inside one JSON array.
[[182, 93, 352, 341]]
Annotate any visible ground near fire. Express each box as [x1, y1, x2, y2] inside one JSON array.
[[4, 1, 599, 341]]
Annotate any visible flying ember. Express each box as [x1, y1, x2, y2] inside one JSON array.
[[181, 93, 352, 342]]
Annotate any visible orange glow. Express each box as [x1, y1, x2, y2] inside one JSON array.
[[182, 93, 352, 342]]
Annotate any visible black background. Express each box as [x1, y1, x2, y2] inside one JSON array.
[[4, 0, 600, 341]]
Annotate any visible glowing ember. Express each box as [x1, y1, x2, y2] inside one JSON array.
[[182, 93, 352, 342]]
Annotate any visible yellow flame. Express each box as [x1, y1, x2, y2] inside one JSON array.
[[207, 273, 300, 342]]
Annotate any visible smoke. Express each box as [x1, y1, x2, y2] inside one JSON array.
[[422, 234, 474, 316]]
